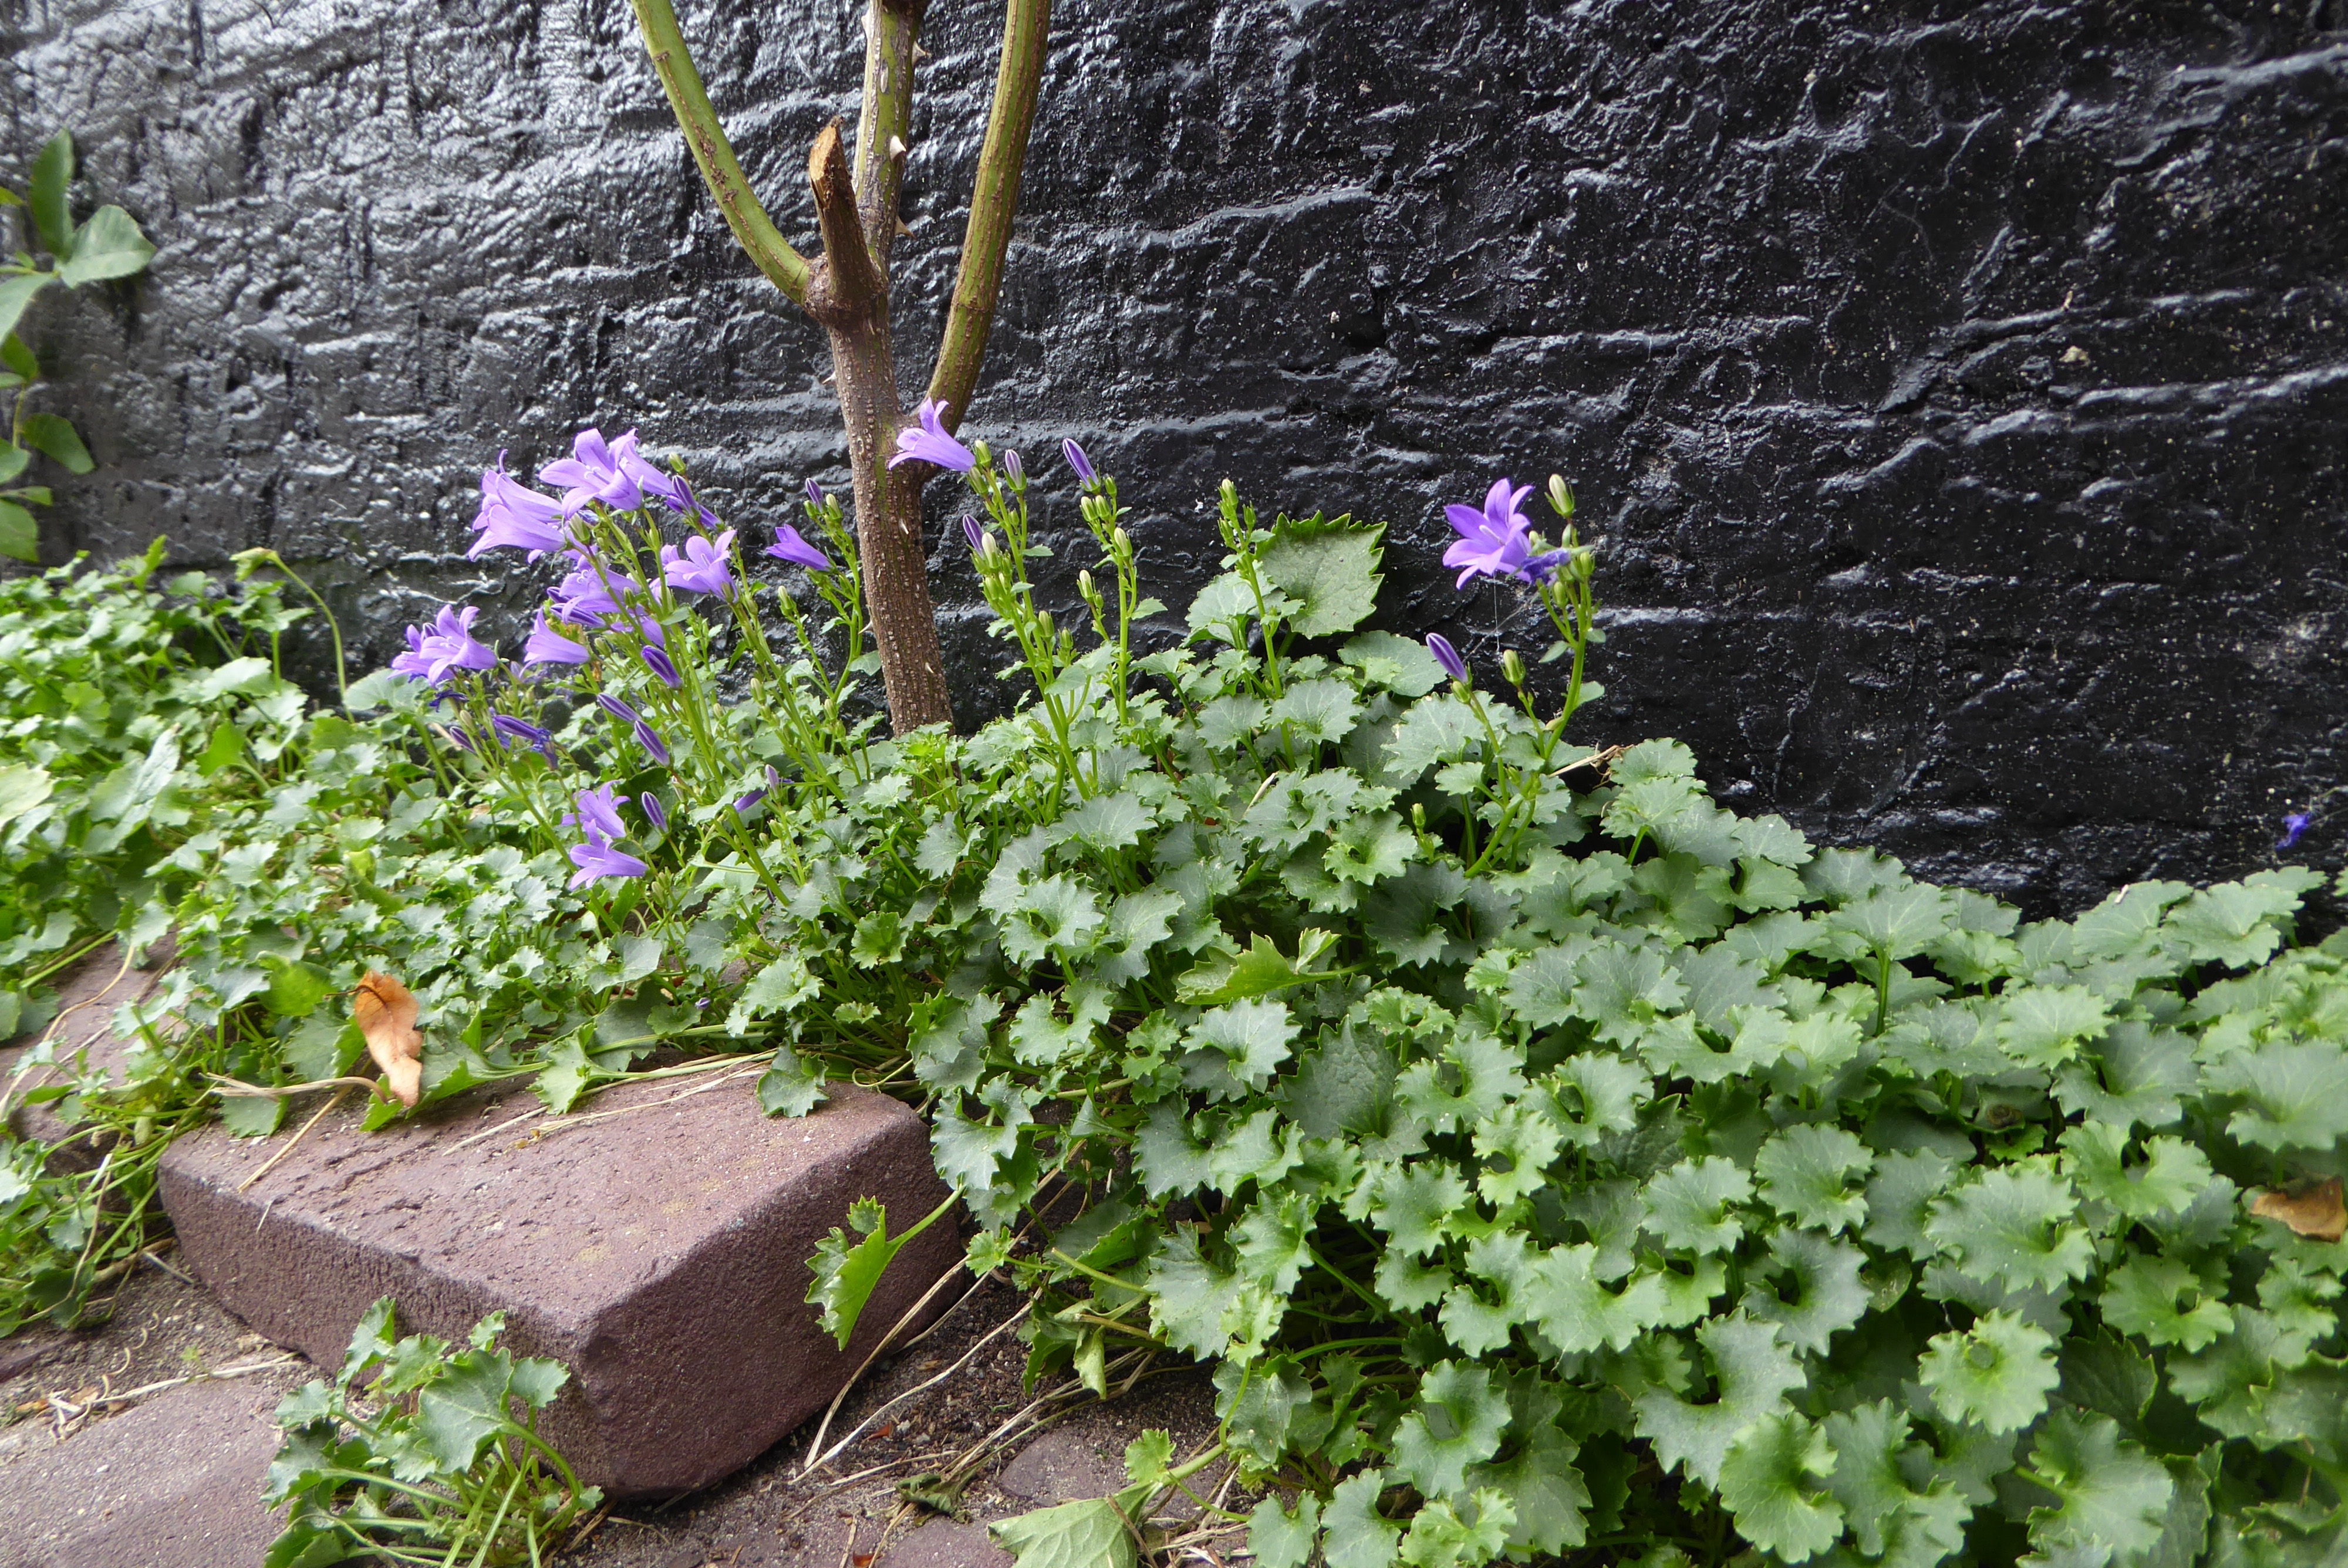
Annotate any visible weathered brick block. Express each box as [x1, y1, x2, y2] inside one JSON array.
[[158, 1072, 959, 1498]]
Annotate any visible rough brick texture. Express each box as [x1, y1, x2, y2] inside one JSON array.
[[5, 0, 2347, 914], [157, 1074, 960, 1497]]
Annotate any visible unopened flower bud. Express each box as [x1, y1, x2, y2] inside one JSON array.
[[1571, 546, 1597, 580], [1078, 569, 1096, 598], [1501, 649, 1526, 686], [805, 478, 825, 508], [1546, 474, 1574, 519], [1003, 448, 1024, 485], [1111, 526, 1131, 556], [1063, 438, 1097, 485], [979, 530, 999, 559], [1037, 610, 1055, 638]]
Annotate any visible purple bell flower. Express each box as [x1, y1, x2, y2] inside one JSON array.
[[617, 444, 697, 515], [541, 427, 646, 515], [522, 611, 591, 667], [2279, 812, 2313, 850], [640, 646, 682, 688], [732, 787, 767, 816], [640, 792, 669, 832], [564, 783, 626, 839], [805, 478, 825, 508], [1426, 633, 1469, 685], [490, 714, 556, 761], [389, 606, 499, 687], [662, 529, 737, 597], [633, 719, 671, 766], [1442, 479, 1539, 590], [594, 693, 641, 724], [443, 722, 478, 755], [764, 523, 831, 572], [1062, 438, 1096, 485], [467, 454, 570, 560], [889, 398, 976, 474], [548, 563, 640, 626], [567, 829, 649, 888]]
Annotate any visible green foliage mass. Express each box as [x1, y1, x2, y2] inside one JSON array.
[[262, 1297, 599, 1566], [2, 440, 2344, 1568]]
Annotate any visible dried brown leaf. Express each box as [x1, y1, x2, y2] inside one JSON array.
[[353, 971, 423, 1108], [2250, 1177, 2347, 1243]]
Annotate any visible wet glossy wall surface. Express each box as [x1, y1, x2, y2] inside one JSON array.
[[6, 0, 2346, 913]]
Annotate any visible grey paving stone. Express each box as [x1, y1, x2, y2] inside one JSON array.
[[158, 1072, 960, 1498], [878, 1518, 1015, 1568], [0, 1363, 301, 1568]]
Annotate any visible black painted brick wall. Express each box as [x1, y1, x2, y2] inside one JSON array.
[[5, 0, 2347, 914]]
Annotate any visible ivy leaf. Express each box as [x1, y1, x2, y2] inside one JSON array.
[[1379, 1163, 1473, 1256], [990, 1496, 1138, 1568], [756, 1046, 828, 1117], [413, 1351, 512, 1473], [1998, 985, 2112, 1072], [1924, 1162, 2094, 1292], [1342, 630, 1448, 697], [1000, 875, 1106, 966], [1473, 1100, 1562, 1205], [1644, 1157, 1754, 1255], [1823, 884, 1958, 961], [1324, 1469, 1403, 1568], [1823, 1400, 1973, 1568], [1249, 1492, 1322, 1568], [1863, 1149, 1956, 1258], [1719, 1412, 1847, 1563], [1395, 1032, 1525, 1134], [1573, 941, 1689, 1049], [2057, 1124, 2211, 1221], [1396, 1489, 1514, 1567], [1632, 1313, 1806, 1487], [807, 1197, 909, 1350], [1917, 1309, 2061, 1434], [2203, 1040, 2348, 1153], [1755, 1125, 1874, 1235], [1184, 999, 1299, 1091], [2098, 1256, 2234, 1351], [1145, 1229, 1246, 1359], [2165, 873, 2316, 969], [2052, 1021, 2199, 1131], [1741, 1228, 1868, 1355], [1548, 1053, 1646, 1148], [1260, 514, 1385, 637], [1392, 1361, 1510, 1501], [2020, 1410, 2174, 1567], [1466, 1421, 1588, 1556], [1326, 810, 1416, 886]]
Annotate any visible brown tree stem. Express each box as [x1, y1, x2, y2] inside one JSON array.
[[807, 121, 952, 733], [628, 0, 811, 304], [927, 0, 1051, 424], [854, 0, 926, 273]]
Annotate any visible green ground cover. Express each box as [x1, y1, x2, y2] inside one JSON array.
[[2, 440, 2343, 1568]]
